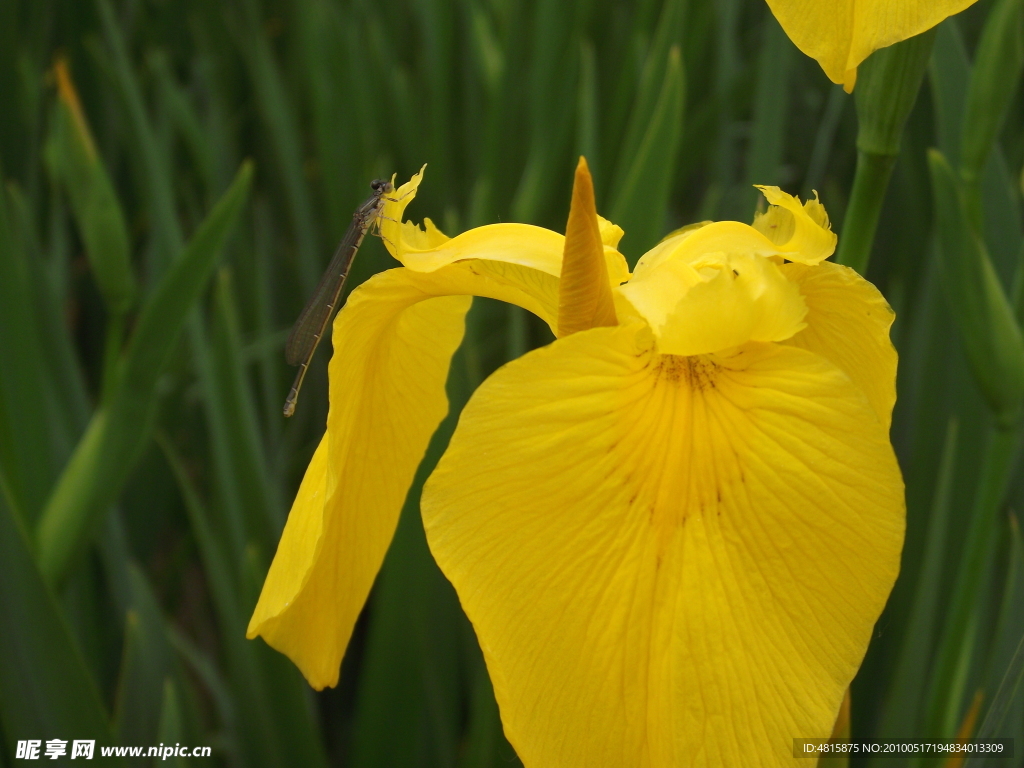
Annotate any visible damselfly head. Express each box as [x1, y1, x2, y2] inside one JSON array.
[[370, 178, 393, 194]]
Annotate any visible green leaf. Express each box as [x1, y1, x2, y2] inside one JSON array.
[[208, 268, 283, 559], [0, 483, 118, 755], [743, 11, 795, 216], [34, 160, 254, 586], [154, 679, 188, 768], [511, 0, 583, 224], [232, 0, 320, 294], [961, 514, 1024, 764], [457, 645, 520, 768], [923, 426, 1020, 742], [95, 0, 184, 266], [610, 0, 685, 203], [931, 18, 1024, 287], [802, 86, 849, 199], [960, 0, 1024, 189], [0, 171, 60, 523], [875, 418, 959, 741], [609, 45, 685, 262], [927, 149, 1024, 427], [109, 568, 173, 747], [575, 40, 598, 175], [294, 0, 358, 238], [350, 341, 478, 768], [350, 449, 464, 768], [161, 434, 328, 768], [4, 182, 91, 440], [44, 61, 135, 317]]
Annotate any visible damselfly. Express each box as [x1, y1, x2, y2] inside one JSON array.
[[283, 178, 394, 417]]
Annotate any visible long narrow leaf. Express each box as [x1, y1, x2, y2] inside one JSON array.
[[0, 485, 118, 758], [35, 161, 253, 586], [0, 169, 59, 523], [609, 46, 685, 262]]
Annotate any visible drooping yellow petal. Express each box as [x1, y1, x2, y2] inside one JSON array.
[[558, 158, 618, 336], [753, 186, 836, 265], [782, 261, 898, 430], [765, 0, 976, 91], [249, 250, 575, 687], [422, 323, 904, 767], [248, 273, 471, 689]]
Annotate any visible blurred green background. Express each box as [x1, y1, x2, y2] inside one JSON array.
[[0, 0, 1023, 766]]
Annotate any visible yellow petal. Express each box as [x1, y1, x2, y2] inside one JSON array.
[[620, 229, 808, 356], [753, 186, 837, 265], [765, 0, 976, 90], [597, 215, 625, 248], [398, 222, 567, 275], [423, 323, 904, 767], [248, 271, 471, 689], [380, 164, 427, 254], [558, 158, 618, 336], [782, 261, 898, 430], [399, 216, 450, 250], [249, 251, 576, 687], [381, 166, 567, 277], [596, 217, 632, 287]]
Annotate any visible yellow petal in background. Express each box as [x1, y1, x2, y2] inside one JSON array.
[[423, 324, 904, 767], [765, 0, 977, 91], [782, 261, 898, 430], [558, 158, 618, 336]]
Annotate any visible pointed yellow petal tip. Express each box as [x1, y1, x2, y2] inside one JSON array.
[[766, 0, 974, 94], [557, 158, 618, 337], [843, 67, 858, 93], [381, 165, 428, 263], [753, 185, 837, 264]]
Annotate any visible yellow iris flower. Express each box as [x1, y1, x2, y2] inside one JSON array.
[[765, 0, 977, 91], [248, 159, 905, 765]]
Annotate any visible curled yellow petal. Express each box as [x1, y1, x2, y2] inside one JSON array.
[[765, 0, 976, 91], [423, 323, 904, 766], [380, 167, 566, 275], [558, 157, 618, 336], [597, 215, 624, 249], [379, 164, 426, 257], [753, 186, 836, 265], [619, 223, 808, 356]]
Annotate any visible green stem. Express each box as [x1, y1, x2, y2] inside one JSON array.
[[923, 425, 1021, 741], [835, 150, 896, 275]]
